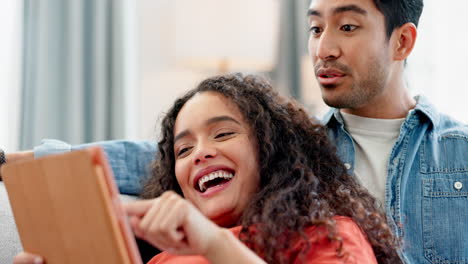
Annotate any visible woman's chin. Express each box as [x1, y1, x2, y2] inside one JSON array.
[[203, 205, 240, 227]]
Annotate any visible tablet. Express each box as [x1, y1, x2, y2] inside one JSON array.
[[1, 147, 142, 264]]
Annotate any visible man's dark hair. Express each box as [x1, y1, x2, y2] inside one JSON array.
[[373, 0, 424, 38]]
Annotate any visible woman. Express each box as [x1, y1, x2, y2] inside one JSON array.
[[15, 74, 401, 263], [127, 73, 401, 263]]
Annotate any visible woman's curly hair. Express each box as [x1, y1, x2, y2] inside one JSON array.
[[141, 73, 402, 264]]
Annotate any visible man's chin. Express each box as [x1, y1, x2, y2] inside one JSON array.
[[320, 84, 360, 109], [319, 84, 345, 107], [322, 95, 353, 109]]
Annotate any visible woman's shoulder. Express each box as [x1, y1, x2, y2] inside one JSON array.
[[298, 216, 377, 264], [303, 216, 367, 238], [333, 215, 369, 238], [147, 252, 208, 264]]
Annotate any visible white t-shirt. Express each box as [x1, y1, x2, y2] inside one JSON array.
[[340, 111, 405, 204]]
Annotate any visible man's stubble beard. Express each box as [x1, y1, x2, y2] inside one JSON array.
[[320, 57, 389, 110]]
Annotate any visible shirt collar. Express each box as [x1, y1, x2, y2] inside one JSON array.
[[412, 95, 439, 127], [322, 107, 342, 127], [321, 95, 439, 128]]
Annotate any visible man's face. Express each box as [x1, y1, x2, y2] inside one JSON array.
[[308, 0, 393, 109]]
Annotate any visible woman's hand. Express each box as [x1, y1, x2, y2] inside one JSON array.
[[124, 191, 222, 257], [13, 252, 44, 264]]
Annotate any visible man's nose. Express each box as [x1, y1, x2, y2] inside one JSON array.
[[313, 30, 341, 61], [193, 143, 217, 165]]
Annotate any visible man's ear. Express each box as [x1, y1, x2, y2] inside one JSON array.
[[392, 23, 417, 61]]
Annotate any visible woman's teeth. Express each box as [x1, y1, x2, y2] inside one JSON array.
[[198, 170, 234, 192]]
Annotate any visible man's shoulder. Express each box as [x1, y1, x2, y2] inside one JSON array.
[[419, 111, 468, 174], [415, 95, 467, 138], [433, 112, 468, 139]]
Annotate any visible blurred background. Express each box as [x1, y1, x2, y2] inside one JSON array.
[[1, 0, 467, 151]]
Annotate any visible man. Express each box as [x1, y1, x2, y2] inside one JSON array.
[[308, 1, 468, 263], [3, 0, 468, 263]]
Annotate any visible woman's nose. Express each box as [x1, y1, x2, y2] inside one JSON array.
[[193, 143, 217, 165]]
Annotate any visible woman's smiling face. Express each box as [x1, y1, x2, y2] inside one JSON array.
[[173, 91, 260, 227]]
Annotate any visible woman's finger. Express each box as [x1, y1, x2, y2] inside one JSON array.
[[154, 193, 186, 241], [124, 199, 155, 217], [138, 197, 163, 235], [149, 197, 187, 249], [13, 252, 44, 264], [129, 215, 145, 239], [138, 192, 179, 237], [130, 210, 174, 251], [159, 197, 188, 243]]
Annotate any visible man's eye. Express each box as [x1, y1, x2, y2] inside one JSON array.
[[341, 24, 358, 32], [309, 26, 322, 35], [215, 132, 235, 139]]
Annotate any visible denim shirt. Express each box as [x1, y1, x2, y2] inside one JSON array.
[[323, 95, 468, 264], [34, 96, 467, 263]]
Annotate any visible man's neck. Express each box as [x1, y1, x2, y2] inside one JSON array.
[[342, 71, 416, 119], [342, 94, 415, 119]]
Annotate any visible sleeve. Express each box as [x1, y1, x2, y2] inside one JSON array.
[[33, 139, 158, 195], [296, 217, 377, 264]]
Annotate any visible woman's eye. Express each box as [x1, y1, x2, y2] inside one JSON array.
[[215, 132, 235, 139], [177, 147, 191, 157], [341, 24, 358, 32]]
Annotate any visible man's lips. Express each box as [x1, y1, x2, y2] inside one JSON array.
[[316, 68, 347, 85]]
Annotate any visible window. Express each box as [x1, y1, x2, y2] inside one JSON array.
[[0, 0, 22, 151], [407, 0, 468, 123]]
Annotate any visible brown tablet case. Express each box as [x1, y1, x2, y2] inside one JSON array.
[[1, 147, 142, 264]]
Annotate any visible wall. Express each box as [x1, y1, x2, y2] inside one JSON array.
[[407, 0, 468, 123], [135, 0, 280, 140]]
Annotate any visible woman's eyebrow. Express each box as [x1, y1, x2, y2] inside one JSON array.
[[205, 115, 241, 126], [174, 130, 190, 144], [174, 116, 241, 144]]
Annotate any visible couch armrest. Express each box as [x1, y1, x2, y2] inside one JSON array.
[[0, 182, 23, 264]]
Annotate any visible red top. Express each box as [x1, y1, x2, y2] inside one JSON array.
[[147, 216, 377, 264]]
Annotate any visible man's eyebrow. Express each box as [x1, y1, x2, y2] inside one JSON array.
[[307, 5, 367, 18], [173, 115, 240, 143], [333, 5, 367, 16]]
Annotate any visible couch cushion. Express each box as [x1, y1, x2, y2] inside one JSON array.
[[0, 182, 23, 264]]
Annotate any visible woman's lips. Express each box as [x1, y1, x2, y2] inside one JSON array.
[[193, 165, 235, 189], [199, 176, 234, 198]]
